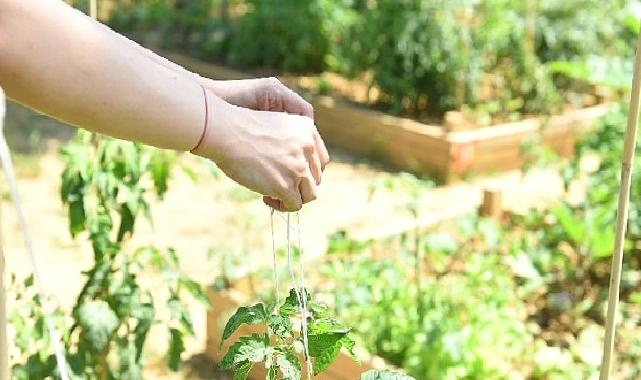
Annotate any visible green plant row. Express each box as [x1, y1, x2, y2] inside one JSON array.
[[109, 0, 636, 119]]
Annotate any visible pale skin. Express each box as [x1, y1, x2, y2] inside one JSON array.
[[0, 0, 329, 212]]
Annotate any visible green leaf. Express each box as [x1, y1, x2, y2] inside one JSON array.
[[168, 328, 184, 371], [268, 314, 293, 338], [151, 151, 174, 197], [77, 300, 119, 354], [277, 348, 301, 380], [221, 304, 267, 344], [358, 370, 416, 380], [233, 361, 253, 380], [590, 229, 615, 259], [117, 203, 135, 242], [279, 288, 310, 317], [552, 204, 584, 244], [23, 274, 34, 288], [68, 200, 86, 237], [219, 334, 272, 370], [267, 364, 277, 380], [179, 277, 211, 307], [307, 319, 354, 375], [133, 303, 154, 362]]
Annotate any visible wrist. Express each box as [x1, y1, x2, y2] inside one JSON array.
[[190, 89, 246, 165]]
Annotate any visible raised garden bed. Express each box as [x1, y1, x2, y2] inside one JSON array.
[[165, 52, 610, 183], [205, 282, 389, 380]]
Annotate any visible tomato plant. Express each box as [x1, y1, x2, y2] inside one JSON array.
[[219, 287, 415, 380], [11, 131, 209, 379]]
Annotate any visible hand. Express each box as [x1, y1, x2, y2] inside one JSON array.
[[202, 77, 330, 210], [203, 77, 315, 117], [192, 92, 323, 212]]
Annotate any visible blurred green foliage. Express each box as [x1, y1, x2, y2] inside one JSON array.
[[11, 132, 209, 379], [107, 0, 639, 119], [223, 0, 329, 72]]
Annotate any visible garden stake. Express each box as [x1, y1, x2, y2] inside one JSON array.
[[599, 24, 641, 380], [0, 87, 8, 380], [0, 92, 71, 379]]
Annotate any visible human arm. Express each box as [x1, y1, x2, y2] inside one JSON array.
[[0, 0, 324, 211]]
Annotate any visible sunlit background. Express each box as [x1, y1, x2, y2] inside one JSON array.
[[4, 1, 641, 379]]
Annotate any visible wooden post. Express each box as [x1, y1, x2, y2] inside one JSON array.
[[89, 0, 97, 20], [0, 87, 9, 380], [479, 187, 502, 221], [599, 24, 641, 380]]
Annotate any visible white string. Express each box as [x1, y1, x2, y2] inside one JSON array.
[[270, 209, 280, 307], [296, 212, 313, 377], [271, 209, 313, 379], [0, 89, 71, 380]]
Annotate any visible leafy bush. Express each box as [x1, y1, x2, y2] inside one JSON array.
[[341, 0, 563, 117], [320, 218, 533, 379], [11, 132, 208, 379], [222, 0, 331, 72], [535, 0, 635, 62]]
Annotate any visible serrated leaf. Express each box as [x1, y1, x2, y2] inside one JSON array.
[[268, 315, 293, 338], [308, 332, 347, 358], [358, 370, 416, 380], [233, 361, 253, 380], [279, 289, 301, 317], [279, 288, 310, 317], [308, 318, 354, 375], [310, 336, 342, 374], [77, 300, 119, 354], [221, 304, 267, 344], [219, 334, 272, 370], [277, 348, 301, 380]]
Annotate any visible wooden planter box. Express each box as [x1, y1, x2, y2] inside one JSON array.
[[205, 286, 388, 380], [164, 52, 610, 182]]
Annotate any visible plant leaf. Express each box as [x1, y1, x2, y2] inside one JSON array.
[[307, 319, 354, 374], [233, 361, 253, 380], [219, 334, 272, 370], [168, 328, 184, 371], [268, 314, 293, 338], [279, 288, 310, 317], [277, 348, 301, 380], [77, 300, 119, 354], [221, 304, 267, 344]]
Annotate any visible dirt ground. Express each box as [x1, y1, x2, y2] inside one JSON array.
[[0, 100, 577, 378]]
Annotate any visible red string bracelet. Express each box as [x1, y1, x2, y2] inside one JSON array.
[[190, 84, 209, 153]]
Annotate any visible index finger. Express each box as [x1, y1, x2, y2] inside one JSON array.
[[282, 86, 314, 118]]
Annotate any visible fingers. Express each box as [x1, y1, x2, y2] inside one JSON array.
[[304, 144, 322, 185], [278, 178, 303, 212], [299, 168, 318, 203], [265, 168, 318, 212], [263, 195, 284, 211], [265, 77, 314, 118], [313, 130, 330, 170], [282, 87, 314, 118]]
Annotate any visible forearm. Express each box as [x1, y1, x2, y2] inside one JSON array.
[[0, 0, 204, 151]]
